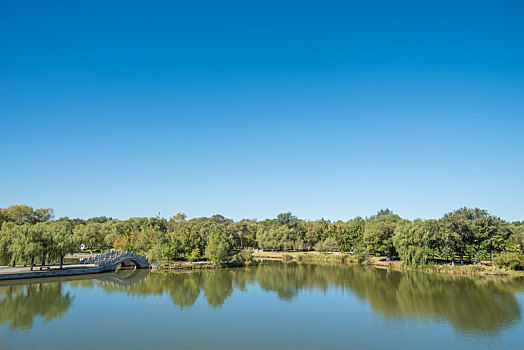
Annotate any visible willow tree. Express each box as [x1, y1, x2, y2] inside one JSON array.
[[73, 222, 100, 251], [47, 221, 76, 269], [4, 224, 44, 270], [0, 222, 17, 266], [27, 223, 47, 270], [7, 224, 30, 268], [393, 219, 443, 266]]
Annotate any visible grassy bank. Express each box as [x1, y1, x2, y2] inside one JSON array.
[[152, 258, 257, 271], [153, 261, 214, 271], [253, 251, 524, 277]]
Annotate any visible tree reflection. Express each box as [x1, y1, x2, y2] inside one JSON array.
[[0, 282, 73, 330], [1, 262, 523, 333], [87, 262, 524, 333], [93, 269, 242, 308], [349, 267, 524, 332], [256, 261, 524, 333]]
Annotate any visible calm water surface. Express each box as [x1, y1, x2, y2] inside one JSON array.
[[1, 261, 523, 349]]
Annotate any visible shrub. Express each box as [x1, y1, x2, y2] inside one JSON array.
[[337, 254, 349, 261], [355, 250, 371, 264], [493, 252, 524, 271], [470, 264, 484, 272], [282, 254, 293, 261], [230, 248, 257, 266], [314, 237, 339, 253], [187, 248, 201, 262]]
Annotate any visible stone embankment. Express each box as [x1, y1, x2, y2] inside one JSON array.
[[0, 264, 106, 281]]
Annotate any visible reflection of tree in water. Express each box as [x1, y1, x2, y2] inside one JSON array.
[[348, 267, 524, 333], [87, 262, 524, 332], [202, 271, 234, 307], [3, 262, 521, 333], [91, 269, 250, 309], [256, 261, 524, 333], [169, 273, 202, 308], [255, 262, 345, 300], [0, 282, 73, 330]]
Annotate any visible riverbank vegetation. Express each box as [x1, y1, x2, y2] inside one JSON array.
[[1, 205, 523, 271], [252, 251, 524, 276]]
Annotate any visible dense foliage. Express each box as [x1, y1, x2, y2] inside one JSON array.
[[1, 205, 523, 269]]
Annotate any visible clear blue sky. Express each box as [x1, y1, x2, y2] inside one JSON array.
[[1, 0, 523, 222]]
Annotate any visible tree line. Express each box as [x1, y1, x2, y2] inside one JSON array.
[[1, 205, 523, 268]]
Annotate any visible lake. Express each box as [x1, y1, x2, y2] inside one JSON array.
[[1, 261, 523, 349]]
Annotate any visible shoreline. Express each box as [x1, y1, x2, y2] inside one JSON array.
[[253, 251, 524, 277], [1, 252, 523, 281]]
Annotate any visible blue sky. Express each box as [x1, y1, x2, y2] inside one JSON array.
[[1, 0, 523, 221]]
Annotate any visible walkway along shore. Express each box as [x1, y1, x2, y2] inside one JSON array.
[[0, 251, 150, 281], [0, 264, 111, 281]]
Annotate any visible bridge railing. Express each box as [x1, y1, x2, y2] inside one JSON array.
[[80, 251, 149, 268]]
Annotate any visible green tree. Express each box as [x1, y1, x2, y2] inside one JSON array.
[[47, 221, 77, 269], [230, 219, 257, 249], [440, 207, 503, 263], [8, 224, 33, 268], [205, 225, 232, 265], [363, 214, 402, 258], [2, 205, 53, 225], [101, 220, 124, 248], [174, 224, 204, 258], [256, 213, 304, 251], [26, 223, 47, 270], [394, 219, 442, 266], [335, 217, 365, 252], [314, 237, 339, 252], [187, 247, 201, 262], [0, 208, 6, 229], [172, 212, 187, 221], [73, 222, 100, 251], [506, 224, 524, 253], [0, 222, 17, 266], [6, 223, 46, 269], [162, 241, 181, 263], [303, 221, 320, 251], [471, 215, 511, 261]]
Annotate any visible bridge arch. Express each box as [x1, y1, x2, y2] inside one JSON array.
[[116, 258, 139, 270], [80, 251, 149, 271]]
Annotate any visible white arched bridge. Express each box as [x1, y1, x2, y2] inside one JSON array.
[[80, 251, 149, 271]]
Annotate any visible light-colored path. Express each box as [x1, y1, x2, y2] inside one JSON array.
[[0, 263, 97, 275]]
